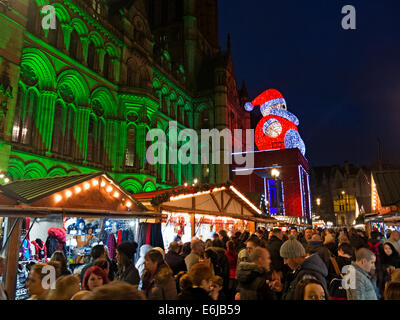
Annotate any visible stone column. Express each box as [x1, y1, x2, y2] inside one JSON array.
[[214, 68, 229, 184]]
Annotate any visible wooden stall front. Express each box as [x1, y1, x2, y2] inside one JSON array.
[[0, 172, 161, 299]]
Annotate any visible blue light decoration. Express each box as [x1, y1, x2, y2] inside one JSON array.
[[284, 129, 306, 156], [244, 102, 254, 112], [260, 106, 300, 126], [268, 179, 278, 216]]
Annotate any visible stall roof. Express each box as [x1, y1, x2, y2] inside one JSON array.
[[0, 172, 149, 214], [373, 170, 400, 207], [135, 184, 277, 223]]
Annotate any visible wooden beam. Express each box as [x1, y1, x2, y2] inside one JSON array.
[[4, 217, 22, 300], [224, 197, 233, 211], [210, 193, 222, 213]]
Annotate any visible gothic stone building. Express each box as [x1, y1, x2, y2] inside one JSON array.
[[0, 0, 250, 193]]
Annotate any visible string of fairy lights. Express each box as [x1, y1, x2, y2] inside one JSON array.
[[53, 176, 133, 209]]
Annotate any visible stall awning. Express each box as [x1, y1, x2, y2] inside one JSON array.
[[0, 172, 159, 219], [135, 183, 277, 224], [372, 170, 400, 207]]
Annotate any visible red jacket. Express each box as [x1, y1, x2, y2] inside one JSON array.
[[225, 249, 238, 279]]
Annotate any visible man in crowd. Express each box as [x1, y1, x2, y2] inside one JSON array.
[[79, 245, 106, 281], [184, 239, 205, 271], [301, 227, 313, 247], [336, 243, 354, 273], [236, 247, 280, 300], [165, 241, 187, 275], [385, 230, 400, 255], [279, 235, 328, 300], [237, 237, 260, 267], [290, 227, 298, 239], [266, 228, 284, 273], [344, 248, 377, 300]]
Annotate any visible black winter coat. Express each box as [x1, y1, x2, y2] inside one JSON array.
[[282, 254, 328, 300], [165, 251, 187, 275], [266, 236, 284, 272], [236, 262, 277, 300]]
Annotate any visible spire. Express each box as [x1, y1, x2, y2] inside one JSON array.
[[240, 80, 249, 98], [227, 33, 231, 52]]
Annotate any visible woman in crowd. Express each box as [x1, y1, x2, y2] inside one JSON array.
[[116, 241, 140, 285], [294, 278, 329, 300], [141, 249, 177, 300], [82, 265, 109, 291], [46, 274, 80, 300], [26, 263, 51, 300], [225, 240, 238, 300], [383, 242, 400, 269], [384, 281, 400, 300], [50, 251, 71, 276], [178, 263, 214, 301], [135, 244, 153, 278]]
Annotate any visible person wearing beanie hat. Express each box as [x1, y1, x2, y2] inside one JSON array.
[[280, 235, 329, 300], [116, 241, 140, 286]]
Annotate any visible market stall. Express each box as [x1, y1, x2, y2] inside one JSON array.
[[365, 170, 400, 236], [134, 182, 277, 249], [0, 172, 163, 300]]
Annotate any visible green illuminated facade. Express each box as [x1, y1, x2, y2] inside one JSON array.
[[0, 0, 250, 193]]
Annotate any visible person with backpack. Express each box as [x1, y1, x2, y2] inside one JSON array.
[[327, 243, 354, 300]]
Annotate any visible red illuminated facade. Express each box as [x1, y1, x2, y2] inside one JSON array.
[[233, 89, 312, 224]]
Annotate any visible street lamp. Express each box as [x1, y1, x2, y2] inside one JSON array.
[[271, 168, 280, 178]]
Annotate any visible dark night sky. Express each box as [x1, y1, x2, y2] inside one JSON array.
[[218, 0, 400, 168]]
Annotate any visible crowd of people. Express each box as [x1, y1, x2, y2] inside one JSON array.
[[0, 226, 399, 300]]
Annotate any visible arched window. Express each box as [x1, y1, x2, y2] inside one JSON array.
[[69, 29, 80, 61], [12, 86, 23, 143], [103, 54, 112, 79], [127, 65, 135, 87], [87, 41, 96, 70], [125, 125, 136, 167], [87, 116, 95, 162], [198, 109, 209, 129], [51, 101, 63, 154], [96, 119, 104, 163], [21, 90, 37, 145], [63, 106, 74, 156]]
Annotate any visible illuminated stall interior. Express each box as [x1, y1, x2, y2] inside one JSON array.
[[0, 172, 161, 300], [135, 183, 277, 249]]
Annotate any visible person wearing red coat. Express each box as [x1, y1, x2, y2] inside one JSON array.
[[225, 240, 238, 300]]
